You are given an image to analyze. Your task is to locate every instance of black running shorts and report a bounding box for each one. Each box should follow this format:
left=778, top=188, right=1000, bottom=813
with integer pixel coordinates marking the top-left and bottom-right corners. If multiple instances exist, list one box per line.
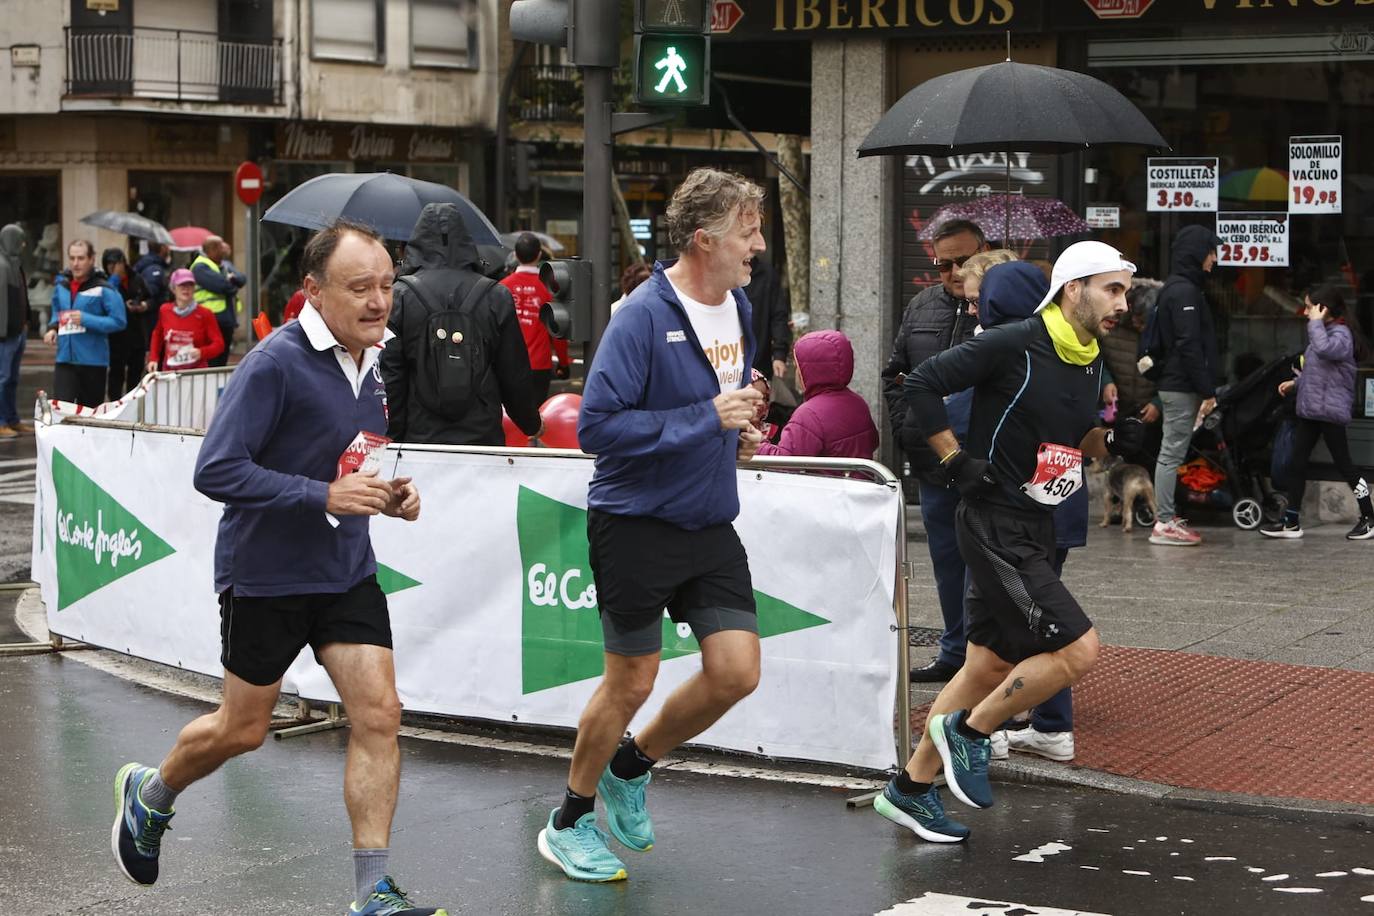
left=218, top=574, right=392, bottom=686
left=587, top=510, right=758, bottom=657
left=954, top=499, right=1093, bottom=664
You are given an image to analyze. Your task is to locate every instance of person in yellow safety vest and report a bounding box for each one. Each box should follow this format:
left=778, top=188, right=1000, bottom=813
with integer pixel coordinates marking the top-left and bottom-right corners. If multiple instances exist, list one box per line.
left=190, top=235, right=244, bottom=367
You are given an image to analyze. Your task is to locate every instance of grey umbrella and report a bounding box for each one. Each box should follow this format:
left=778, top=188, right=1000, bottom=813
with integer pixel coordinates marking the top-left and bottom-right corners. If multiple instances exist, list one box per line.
left=79, top=210, right=174, bottom=246
left=857, top=58, right=1168, bottom=240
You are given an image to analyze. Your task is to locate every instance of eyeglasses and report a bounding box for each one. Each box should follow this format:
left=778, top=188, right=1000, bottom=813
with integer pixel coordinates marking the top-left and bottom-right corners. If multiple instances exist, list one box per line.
left=932, top=254, right=974, bottom=273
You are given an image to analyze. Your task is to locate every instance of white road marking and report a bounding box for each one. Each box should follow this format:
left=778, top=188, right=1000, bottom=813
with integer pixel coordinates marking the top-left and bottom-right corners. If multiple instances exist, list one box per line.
left=875, top=892, right=1110, bottom=915
left=1355, top=868, right=1374, bottom=876
left=1247, top=867, right=1267, bottom=873
left=1316, top=872, right=1348, bottom=878
left=1262, top=874, right=1290, bottom=882
left=1122, top=870, right=1151, bottom=876
left=1014, top=841, right=1072, bottom=863
left=1272, top=888, right=1322, bottom=894
left=1360, top=894, right=1374, bottom=902
left=1206, top=856, right=1238, bottom=862
left=1174, top=877, right=1195, bottom=882
left=0, top=458, right=36, bottom=470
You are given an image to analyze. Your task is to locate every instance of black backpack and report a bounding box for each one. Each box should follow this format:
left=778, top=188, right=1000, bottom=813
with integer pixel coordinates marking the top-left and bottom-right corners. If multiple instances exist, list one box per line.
left=395, top=271, right=497, bottom=422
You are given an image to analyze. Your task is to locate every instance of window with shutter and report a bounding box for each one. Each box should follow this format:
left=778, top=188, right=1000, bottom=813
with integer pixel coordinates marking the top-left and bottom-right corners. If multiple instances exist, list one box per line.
left=312, top=0, right=383, bottom=63
left=411, top=0, right=477, bottom=70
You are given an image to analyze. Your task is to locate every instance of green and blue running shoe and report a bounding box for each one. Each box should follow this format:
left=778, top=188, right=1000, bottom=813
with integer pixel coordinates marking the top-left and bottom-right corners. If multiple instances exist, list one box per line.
left=348, top=877, right=447, bottom=915
left=537, top=809, right=629, bottom=882
left=597, top=766, right=655, bottom=852
left=111, top=762, right=175, bottom=885
left=929, top=710, right=993, bottom=809
left=873, top=779, right=969, bottom=843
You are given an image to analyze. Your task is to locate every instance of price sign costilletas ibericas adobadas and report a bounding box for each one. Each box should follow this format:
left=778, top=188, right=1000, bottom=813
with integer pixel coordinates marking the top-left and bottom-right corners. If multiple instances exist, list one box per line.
left=1147, top=157, right=1218, bottom=213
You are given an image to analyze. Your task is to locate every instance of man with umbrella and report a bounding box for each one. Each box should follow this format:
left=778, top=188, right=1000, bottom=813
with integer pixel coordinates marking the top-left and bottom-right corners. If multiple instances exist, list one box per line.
left=882, top=218, right=990, bottom=684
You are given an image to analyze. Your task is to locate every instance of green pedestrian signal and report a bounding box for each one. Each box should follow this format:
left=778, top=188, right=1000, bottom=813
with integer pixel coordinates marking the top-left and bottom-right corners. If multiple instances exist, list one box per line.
left=634, top=34, right=709, bottom=106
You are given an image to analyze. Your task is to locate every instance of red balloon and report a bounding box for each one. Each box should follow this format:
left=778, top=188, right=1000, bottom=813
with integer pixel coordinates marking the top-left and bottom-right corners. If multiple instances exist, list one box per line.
left=539, top=393, right=582, bottom=450
left=502, top=410, right=530, bottom=447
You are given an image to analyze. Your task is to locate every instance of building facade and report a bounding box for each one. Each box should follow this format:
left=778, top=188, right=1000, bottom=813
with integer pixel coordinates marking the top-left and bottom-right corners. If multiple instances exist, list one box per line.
left=0, top=0, right=498, bottom=326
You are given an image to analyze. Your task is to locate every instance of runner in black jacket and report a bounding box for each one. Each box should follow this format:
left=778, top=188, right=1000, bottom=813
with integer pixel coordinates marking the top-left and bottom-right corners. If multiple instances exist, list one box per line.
left=873, top=242, right=1144, bottom=845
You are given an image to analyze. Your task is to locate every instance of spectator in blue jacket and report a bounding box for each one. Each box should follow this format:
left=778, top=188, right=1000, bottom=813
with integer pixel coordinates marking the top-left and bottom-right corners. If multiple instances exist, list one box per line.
left=43, top=239, right=126, bottom=408
left=538, top=168, right=766, bottom=883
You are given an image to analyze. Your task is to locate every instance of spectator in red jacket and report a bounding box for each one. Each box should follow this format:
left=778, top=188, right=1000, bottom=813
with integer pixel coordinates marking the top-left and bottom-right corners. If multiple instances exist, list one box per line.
left=145, top=269, right=225, bottom=372
left=499, top=232, right=569, bottom=405
left=757, top=330, right=878, bottom=459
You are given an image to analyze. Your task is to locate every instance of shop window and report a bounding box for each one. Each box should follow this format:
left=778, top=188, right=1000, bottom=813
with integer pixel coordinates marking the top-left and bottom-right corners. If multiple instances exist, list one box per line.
left=410, top=0, right=477, bottom=70
left=0, top=173, right=61, bottom=324
left=312, top=0, right=384, bottom=64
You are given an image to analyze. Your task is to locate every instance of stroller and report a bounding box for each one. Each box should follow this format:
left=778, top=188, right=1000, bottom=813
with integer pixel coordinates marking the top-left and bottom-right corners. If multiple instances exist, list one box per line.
left=1186, top=352, right=1299, bottom=529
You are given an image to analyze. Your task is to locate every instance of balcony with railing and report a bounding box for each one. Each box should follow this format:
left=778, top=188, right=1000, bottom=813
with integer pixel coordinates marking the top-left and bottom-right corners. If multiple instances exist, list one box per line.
left=65, top=26, right=283, bottom=106
left=511, top=64, right=635, bottom=123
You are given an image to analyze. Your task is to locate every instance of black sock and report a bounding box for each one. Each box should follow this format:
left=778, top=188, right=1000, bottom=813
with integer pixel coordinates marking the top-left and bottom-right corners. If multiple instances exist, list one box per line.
left=955, top=711, right=990, bottom=742
left=893, top=769, right=931, bottom=797
left=555, top=787, right=595, bottom=830
left=609, top=737, right=656, bottom=781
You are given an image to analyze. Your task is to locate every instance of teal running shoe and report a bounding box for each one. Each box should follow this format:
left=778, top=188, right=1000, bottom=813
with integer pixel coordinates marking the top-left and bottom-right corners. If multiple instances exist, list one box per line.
left=537, top=810, right=629, bottom=882
left=348, top=877, right=447, bottom=915
left=111, top=762, right=174, bottom=885
left=873, top=779, right=969, bottom=843
left=929, top=710, right=993, bottom=809
left=597, top=766, right=654, bottom=852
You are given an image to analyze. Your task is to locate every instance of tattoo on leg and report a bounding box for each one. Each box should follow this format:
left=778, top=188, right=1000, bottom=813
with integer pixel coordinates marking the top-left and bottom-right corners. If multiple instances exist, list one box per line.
left=1003, top=676, right=1024, bottom=699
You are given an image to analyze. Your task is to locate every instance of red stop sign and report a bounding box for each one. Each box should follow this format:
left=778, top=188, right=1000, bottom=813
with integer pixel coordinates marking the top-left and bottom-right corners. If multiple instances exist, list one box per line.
left=235, top=161, right=264, bottom=206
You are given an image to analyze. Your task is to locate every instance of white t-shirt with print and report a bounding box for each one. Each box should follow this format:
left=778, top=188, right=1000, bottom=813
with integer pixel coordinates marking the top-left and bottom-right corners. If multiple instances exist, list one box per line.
left=669, top=279, right=745, bottom=394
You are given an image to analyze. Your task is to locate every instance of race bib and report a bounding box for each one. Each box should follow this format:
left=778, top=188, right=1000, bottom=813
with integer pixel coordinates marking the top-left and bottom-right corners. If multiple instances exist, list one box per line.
left=335, top=430, right=392, bottom=480
left=1021, top=443, right=1083, bottom=507
left=164, top=329, right=198, bottom=368
left=58, top=310, right=85, bottom=335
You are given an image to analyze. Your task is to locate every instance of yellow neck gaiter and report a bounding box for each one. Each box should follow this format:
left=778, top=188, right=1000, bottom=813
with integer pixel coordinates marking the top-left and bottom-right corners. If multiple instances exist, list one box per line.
left=1041, top=303, right=1099, bottom=366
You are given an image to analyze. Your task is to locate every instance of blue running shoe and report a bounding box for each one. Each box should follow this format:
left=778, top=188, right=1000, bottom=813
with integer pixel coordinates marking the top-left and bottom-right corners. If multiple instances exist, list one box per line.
left=597, top=766, right=654, bottom=852
left=929, top=710, right=993, bottom=809
left=873, top=779, right=969, bottom=843
left=348, top=877, right=447, bottom=915
left=537, top=809, right=628, bottom=882
left=111, top=762, right=175, bottom=885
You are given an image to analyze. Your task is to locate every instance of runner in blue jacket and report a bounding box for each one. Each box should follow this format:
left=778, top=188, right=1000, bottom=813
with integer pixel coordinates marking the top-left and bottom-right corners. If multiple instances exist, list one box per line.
left=43, top=239, right=126, bottom=407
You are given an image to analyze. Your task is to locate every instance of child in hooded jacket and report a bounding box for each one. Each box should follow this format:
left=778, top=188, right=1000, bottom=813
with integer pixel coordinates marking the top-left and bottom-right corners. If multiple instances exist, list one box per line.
left=757, top=330, right=878, bottom=459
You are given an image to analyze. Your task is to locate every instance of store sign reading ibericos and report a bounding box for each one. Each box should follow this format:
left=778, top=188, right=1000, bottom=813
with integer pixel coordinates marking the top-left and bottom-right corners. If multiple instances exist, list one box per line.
left=52, top=449, right=175, bottom=610
left=516, top=486, right=829, bottom=694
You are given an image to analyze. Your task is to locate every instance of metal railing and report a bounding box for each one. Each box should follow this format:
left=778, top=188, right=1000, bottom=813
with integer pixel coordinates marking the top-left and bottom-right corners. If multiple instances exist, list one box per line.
left=65, top=26, right=283, bottom=104
left=510, top=64, right=635, bottom=123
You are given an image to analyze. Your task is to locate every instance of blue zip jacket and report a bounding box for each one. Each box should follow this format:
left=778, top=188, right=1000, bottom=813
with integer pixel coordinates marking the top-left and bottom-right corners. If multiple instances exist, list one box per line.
left=579, top=262, right=757, bottom=530
left=48, top=271, right=127, bottom=366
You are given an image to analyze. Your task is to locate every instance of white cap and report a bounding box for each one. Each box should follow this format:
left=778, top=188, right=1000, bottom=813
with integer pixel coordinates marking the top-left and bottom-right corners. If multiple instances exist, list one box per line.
left=1034, top=241, right=1137, bottom=314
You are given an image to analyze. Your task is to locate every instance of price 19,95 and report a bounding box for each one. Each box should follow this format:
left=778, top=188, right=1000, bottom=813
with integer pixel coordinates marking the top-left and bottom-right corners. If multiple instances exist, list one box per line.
left=1292, top=185, right=1337, bottom=208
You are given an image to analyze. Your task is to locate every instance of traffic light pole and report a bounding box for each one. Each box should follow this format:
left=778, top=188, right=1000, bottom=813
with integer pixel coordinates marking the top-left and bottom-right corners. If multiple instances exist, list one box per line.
left=582, top=64, right=614, bottom=363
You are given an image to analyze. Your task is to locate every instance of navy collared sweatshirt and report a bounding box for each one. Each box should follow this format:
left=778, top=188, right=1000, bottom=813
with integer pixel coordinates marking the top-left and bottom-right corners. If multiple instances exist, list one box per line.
left=193, top=320, right=388, bottom=596
left=578, top=262, right=756, bottom=530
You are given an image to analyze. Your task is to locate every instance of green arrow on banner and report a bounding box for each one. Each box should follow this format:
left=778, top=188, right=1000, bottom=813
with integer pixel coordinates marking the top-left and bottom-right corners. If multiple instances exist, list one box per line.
left=516, top=486, right=829, bottom=695
left=52, top=448, right=176, bottom=610
left=376, top=563, right=421, bottom=596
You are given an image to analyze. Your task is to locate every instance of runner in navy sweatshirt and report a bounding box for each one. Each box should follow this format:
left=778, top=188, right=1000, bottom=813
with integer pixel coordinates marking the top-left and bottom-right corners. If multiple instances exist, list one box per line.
left=110, top=220, right=448, bottom=916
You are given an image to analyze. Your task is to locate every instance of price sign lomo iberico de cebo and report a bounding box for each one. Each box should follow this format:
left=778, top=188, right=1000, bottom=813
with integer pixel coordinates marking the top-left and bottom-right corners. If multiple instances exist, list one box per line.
left=1147, top=157, right=1218, bottom=212
left=1216, top=212, right=1289, bottom=268
left=1289, top=135, right=1341, bottom=214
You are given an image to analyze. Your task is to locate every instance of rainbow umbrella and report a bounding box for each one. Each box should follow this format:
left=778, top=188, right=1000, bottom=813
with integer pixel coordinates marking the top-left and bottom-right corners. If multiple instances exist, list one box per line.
left=1220, top=167, right=1288, bottom=202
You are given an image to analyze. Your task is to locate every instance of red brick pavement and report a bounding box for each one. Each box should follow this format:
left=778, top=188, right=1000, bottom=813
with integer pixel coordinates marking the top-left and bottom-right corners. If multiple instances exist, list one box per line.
left=913, top=645, right=1374, bottom=806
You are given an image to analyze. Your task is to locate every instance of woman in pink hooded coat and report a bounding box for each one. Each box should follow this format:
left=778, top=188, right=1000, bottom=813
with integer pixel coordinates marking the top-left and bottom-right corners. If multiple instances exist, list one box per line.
left=757, top=329, right=879, bottom=459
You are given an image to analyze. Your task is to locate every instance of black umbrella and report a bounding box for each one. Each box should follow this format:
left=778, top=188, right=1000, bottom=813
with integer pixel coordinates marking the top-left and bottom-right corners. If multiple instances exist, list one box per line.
left=79, top=210, right=174, bottom=246
left=857, top=59, right=1168, bottom=240
left=263, top=172, right=504, bottom=248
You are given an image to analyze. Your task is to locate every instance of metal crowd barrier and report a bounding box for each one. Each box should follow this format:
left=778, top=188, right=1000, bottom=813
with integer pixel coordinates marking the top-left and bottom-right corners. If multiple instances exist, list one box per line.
left=50, top=420, right=915, bottom=770
left=134, top=367, right=235, bottom=429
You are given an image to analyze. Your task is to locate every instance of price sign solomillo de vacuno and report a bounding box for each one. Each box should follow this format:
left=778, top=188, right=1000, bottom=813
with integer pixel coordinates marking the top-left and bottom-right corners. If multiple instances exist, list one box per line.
left=1216, top=212, right=1289, bottom=268
left=1147, top=157, right=1218, bottom=212
left=1289, top=135, right=1341, bottom=214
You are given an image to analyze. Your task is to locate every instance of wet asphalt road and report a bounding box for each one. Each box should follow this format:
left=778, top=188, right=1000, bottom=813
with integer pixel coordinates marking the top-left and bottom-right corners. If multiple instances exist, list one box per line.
left=0, top=364, right=41, bottom=584
left=3, top=651, right=1373, bottom=916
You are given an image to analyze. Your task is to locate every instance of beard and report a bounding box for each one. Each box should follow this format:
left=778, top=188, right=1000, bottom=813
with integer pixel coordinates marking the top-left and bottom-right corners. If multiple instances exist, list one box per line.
left=1072, top=286, right=1111, bottom=340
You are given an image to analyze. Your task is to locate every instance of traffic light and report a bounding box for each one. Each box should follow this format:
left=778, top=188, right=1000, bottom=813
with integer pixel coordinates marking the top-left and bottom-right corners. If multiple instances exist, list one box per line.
left=509, top=0, right=618, bottom=67
left=539, top=259, right=593, bottom=341
left=634, top=0, right=710, bottom=106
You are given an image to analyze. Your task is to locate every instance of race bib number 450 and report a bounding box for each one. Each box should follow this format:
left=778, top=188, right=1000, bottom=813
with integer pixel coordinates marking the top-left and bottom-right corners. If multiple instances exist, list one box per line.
left=1021, top=443, right=1083, bottom=507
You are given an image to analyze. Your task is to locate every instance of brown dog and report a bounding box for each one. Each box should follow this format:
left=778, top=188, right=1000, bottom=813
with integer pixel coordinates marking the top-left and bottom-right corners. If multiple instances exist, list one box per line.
left=1090, top=456, right=1158, bottom=531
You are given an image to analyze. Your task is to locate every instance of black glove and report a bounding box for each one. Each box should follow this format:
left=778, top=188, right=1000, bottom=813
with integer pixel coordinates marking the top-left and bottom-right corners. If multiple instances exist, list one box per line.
left=1105, top=417, right=1146, bottom=457
left=555, top=363, right=570, bottom=380
left=945, top=450, right=995, bottom=499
